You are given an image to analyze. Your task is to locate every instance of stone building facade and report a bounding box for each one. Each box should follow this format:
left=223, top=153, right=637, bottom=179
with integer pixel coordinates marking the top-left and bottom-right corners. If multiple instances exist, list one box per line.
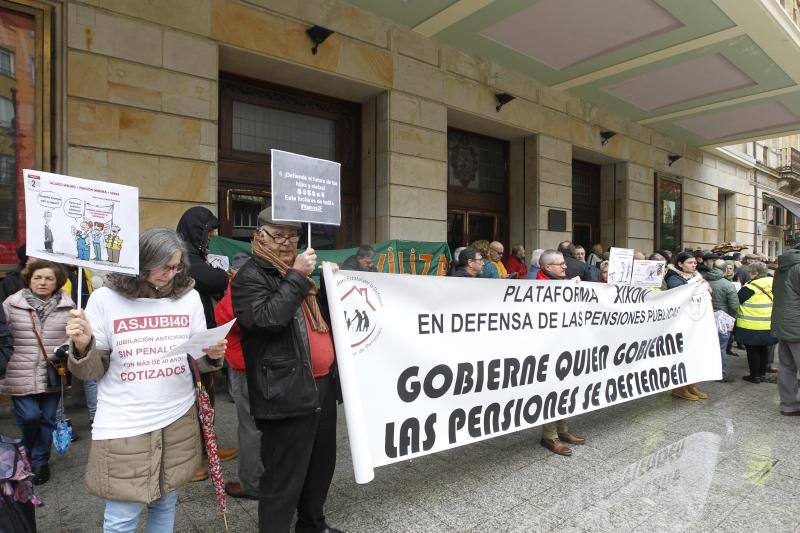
left=2, top=0, right=800, bottom=268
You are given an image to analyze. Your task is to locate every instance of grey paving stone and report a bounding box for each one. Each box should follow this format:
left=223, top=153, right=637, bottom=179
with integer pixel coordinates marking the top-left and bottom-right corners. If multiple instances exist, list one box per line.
left=2, top=349, right=797, bottom=532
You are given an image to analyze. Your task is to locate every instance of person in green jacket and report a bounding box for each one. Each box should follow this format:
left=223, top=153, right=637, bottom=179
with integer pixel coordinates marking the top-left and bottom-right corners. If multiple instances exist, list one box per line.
left=703, top=259, right=739, bottom=382
left=771, top=244, right=800, bottom=416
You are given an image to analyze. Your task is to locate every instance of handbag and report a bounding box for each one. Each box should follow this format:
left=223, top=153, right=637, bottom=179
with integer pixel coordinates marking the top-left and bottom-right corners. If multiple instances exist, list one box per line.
left=0, top=434, right=41, bottom=533
left=28, top=313, right=74, bottom=454
left=28, top=311, right=71, bottom=389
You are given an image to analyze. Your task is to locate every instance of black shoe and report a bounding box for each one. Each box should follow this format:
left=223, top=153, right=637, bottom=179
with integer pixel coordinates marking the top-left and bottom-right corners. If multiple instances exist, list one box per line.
left=716, top=376, right=735, bottom=383
left=742, top=375, right=761, bottom=384
left=32, top=464, right=50, bottom=485
left=780, top=410, right=800, bottom=416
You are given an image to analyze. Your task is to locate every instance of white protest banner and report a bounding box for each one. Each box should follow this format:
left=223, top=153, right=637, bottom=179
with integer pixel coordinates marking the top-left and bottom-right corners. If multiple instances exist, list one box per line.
left=608, top=247, right=634, bottom=284
left=270, top=149, right=341, bottom=226
left=24, top=170, right=139, bottom=275
left=323, top=266, right=721, bottom=483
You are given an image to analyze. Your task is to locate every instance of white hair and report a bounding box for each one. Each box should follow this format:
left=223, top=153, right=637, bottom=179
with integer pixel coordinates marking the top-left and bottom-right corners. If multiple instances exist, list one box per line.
left=539, top=249, right=562, bottom=267
left=530, top=248, right=544, bottom=268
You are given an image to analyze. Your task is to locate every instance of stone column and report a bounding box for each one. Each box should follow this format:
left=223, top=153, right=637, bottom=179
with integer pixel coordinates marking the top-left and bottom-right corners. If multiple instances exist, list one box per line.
left=683, top=179, right=719, bottom=249
left=509, top=136, right=538, bottom=254
left=66, top=4, right=218, bottom=229
left=376, top=90, right=448, bottom=241
left=532, top=134, right=572, bottom=249
left=622, top=162, right=655, bottom=252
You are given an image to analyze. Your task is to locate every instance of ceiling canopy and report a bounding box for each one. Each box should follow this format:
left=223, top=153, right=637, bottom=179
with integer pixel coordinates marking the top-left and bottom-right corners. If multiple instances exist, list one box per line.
left=345, top=0, right=800, bottom=148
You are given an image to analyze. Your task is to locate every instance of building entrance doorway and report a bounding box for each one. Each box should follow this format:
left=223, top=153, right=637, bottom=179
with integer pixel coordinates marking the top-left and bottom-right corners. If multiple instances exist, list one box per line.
left=572, top=159, right=601, bottom=249
left=217, top=74, right=361, bottom=249
left=446, top=128, right=508, bottom=252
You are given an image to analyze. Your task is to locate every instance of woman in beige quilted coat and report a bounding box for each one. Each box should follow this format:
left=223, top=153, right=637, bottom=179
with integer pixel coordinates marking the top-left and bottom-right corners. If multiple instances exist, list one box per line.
left=1, top=258, right=74, bottom=485
left=66, top=228, right=225, bottom=532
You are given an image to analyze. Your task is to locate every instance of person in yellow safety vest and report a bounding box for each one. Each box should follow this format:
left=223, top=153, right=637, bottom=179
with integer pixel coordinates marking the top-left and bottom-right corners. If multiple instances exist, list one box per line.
left=735, top=261, right=778, bottom=383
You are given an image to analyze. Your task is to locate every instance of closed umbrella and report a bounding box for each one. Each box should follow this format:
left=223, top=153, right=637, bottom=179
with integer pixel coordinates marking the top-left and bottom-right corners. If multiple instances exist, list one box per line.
left=188, top=356, right=228, bottom=530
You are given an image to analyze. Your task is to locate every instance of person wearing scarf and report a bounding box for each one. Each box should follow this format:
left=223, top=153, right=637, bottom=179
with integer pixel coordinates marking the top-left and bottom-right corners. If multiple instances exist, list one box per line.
left=663, top=252, right=711, bottom=401
left=231, top=208, right=343, bottom=533
left=1, top=259, right=74, bottom=485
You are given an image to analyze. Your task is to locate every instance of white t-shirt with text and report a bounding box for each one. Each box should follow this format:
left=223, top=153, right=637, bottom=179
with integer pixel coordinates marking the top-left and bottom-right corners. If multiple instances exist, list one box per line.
left=85, top=287, right=206, bottom=440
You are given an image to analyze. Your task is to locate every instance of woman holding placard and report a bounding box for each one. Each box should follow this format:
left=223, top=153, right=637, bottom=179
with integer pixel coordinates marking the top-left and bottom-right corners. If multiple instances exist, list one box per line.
left=1, top=258, right=74, bottom=485
left=65, top=228, right=226, bottom=532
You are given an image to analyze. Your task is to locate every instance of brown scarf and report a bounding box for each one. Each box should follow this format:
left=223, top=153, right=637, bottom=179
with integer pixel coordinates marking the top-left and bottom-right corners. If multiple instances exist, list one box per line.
left=252, top=235, right=329, bottom=333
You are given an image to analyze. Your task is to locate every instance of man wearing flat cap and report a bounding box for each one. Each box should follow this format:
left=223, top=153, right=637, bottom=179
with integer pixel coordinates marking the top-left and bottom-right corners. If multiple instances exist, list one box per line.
left=231, top=208, right=343, bottom=533
left=698, top=251, right=720, bottom=276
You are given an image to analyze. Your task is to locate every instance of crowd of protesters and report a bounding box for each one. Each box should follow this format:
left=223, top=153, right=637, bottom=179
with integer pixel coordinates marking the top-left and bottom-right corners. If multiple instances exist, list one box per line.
left=1, top=206, right=799, bottom=532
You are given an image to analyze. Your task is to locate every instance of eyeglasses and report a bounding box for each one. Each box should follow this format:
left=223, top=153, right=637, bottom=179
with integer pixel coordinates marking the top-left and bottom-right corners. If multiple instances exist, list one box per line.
left=154, top=264, right=183, bottom=275
left=548, top=262, right=566, bottom=267
left=469, top=257, right=484, bottom=262
left=260, top=228, right=300, bottom=244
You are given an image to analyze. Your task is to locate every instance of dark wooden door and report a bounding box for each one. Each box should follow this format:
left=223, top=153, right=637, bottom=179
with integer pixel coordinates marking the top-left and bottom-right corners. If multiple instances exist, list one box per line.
left=572, top=159, right=601, bottom=248
left=218, top=74, right=361, bottom=248
left=446, top=128, right=508, bottom=252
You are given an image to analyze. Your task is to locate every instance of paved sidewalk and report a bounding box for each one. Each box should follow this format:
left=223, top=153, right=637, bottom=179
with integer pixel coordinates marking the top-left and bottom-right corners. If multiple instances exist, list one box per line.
left=3, top=348, right=798, bottom=532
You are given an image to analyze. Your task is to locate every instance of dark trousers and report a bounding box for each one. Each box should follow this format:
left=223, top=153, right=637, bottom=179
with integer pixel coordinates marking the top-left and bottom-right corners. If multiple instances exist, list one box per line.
left=12, top=392, right=59, bottom=467
left=745, top=345, right=769, bottom=378
left=256, top=374, right=337, bottom=533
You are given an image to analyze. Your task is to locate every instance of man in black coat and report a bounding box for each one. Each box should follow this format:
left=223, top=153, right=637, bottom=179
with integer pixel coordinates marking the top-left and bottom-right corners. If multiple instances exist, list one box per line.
left=558, top=241, right=590, bottom=281
left=176, top=206, right=229, bottom=328
left=232, top=208, right=342, bottom=533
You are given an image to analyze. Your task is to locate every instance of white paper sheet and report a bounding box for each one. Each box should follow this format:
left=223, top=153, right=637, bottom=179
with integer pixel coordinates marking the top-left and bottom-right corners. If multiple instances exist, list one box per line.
left=164, top=318, right=236, bottom=359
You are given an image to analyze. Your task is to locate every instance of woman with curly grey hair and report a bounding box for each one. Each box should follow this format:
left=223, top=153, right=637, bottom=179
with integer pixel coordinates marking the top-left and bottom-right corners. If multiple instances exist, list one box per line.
left=66, top=228, right=226, bottom=532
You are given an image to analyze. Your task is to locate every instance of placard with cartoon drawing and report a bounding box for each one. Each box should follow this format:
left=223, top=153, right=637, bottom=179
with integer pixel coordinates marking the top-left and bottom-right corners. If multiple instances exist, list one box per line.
left=24, top=170, right=139, bottom=274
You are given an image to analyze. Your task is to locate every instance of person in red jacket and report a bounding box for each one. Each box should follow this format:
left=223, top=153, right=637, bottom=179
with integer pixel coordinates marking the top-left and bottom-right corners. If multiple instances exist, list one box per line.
left=215, top=253, right=261, bottom=500
left=536, top=250, right=586, bottom=456
left=505, top=243, right=528, bottom=279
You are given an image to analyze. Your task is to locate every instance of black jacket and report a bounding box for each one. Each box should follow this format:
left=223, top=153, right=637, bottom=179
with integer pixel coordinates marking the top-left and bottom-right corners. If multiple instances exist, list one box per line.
left=231, top=255, right=333, bottom=420
left=0, top=268, right=22, bottom=303
left=176, top=207, right=228, bottom=328
left=563, top=251, right=590, bottom=281
left=0, top=305, right=12, bottom=379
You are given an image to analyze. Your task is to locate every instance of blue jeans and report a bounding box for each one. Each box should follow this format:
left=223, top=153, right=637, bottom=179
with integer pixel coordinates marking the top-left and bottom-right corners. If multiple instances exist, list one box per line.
left=11, top=392, right=59, bottom=467
left=56, top=379, right=98, bottom=424
left=104, top=490, right=180, bottom=533
left=719, top=330, right=731, bottom=378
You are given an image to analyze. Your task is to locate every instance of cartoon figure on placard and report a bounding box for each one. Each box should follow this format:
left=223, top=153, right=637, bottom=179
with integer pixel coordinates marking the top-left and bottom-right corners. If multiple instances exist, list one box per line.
left=72, top=220, right=91, bottom=260
left=104, top=225, right=123, bottom=263
left=90, top=222, right=104, bottom=261
left=43, top=211, right=53, bottom=252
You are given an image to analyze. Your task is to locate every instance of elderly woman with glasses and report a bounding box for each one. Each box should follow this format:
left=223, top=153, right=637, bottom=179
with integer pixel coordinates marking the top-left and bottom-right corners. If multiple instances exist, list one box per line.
left=66, top=228, right=226, bottom=532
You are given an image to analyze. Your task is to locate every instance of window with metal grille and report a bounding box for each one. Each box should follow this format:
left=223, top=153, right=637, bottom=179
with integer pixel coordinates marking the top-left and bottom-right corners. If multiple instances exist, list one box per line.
left=232, top=101, right=335, bottom=160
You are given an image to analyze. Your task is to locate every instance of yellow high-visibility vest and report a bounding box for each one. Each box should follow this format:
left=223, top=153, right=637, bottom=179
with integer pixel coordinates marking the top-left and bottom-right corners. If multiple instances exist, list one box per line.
left=736, top=277, right=773, bottom=331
